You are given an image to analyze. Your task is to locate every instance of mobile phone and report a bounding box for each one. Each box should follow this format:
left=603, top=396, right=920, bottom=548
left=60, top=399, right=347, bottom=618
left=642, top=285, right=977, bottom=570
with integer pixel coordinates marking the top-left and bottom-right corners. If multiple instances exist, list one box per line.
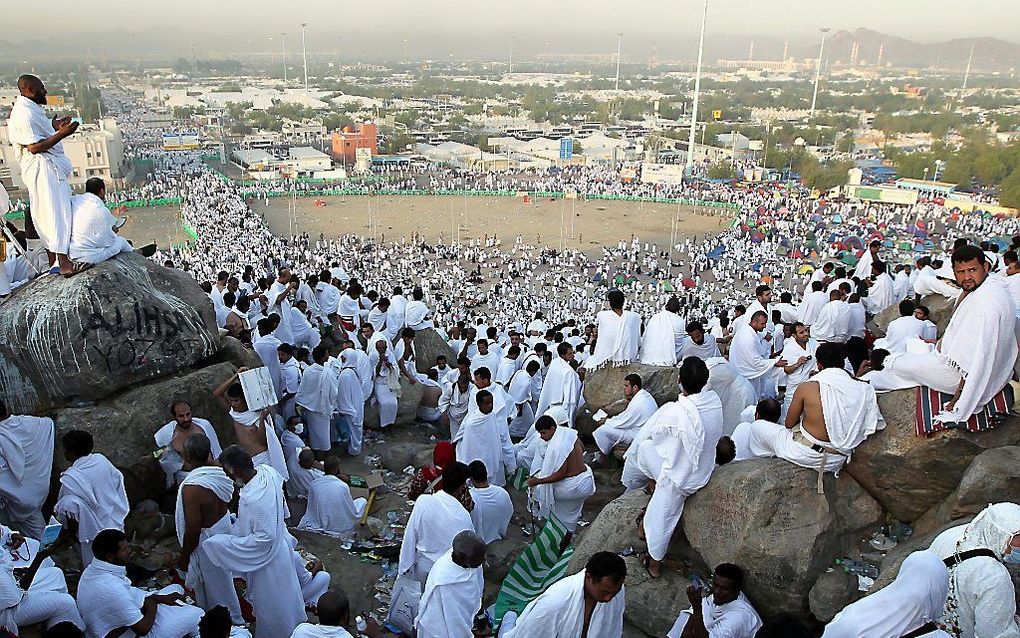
left=40, top=522, right=62, bottom=549
left=690, top=574, right=706, bottom=591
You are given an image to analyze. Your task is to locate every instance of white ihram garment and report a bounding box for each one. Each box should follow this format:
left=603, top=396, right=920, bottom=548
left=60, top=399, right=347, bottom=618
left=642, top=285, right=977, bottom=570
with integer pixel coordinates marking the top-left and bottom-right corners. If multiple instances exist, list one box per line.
left=586, top=309, right=641, bottom=370
left=205, top=466, right=306, bottom=638
left=640, top=310, right=685, bottom=365
left=174, top=466, right=243, bottom=623
left=729, top=324, right=779, bottom=400
left=730, top=419, right=847, bottom=473
left=534, top=357, right=581, bottom=427
left=668, top=592, right=763, bottom=638
left=503, top=570, right=625, bottom=638
left=297, top=474, right=367, bottom=538
left=397, top=490, right=473, bottom=584
left=6, top=96, right=73, bottom=254
left=230, top=409, right=289, bottom=481
left=153, top=418, right=223, bottom=486
left=0, top=414, right=54, bottom=539
left=705, top=358, right=757, bottom=437
left=53, top=453, right=128, bottom=566
left=453, top=407, right=506, bottom=487
left=592, top=388, right=659, bottom=455
left=414, top=549, right=484, bottom=638
left=530, top=426, right=595, bottom=532
left=469, top=484, right=513, bottom=544
left=68, top=193, right=133, bottom=264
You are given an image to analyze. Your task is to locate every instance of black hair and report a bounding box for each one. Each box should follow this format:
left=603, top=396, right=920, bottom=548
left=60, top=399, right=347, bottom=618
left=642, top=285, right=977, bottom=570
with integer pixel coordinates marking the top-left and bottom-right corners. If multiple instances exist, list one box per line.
left=62, top=430, right=94, bottom=457
left=441, top=461, right=469, bottom=495
left=678, top=356, right=709, bottom=394
left=92, top=528, right=127, bottom=561
left=468, top=460, right=488, bottom=483
left=755, top=398, right=781, bottom=423
left=585, top=551, right=627, bottom=584
left=624, top=373, right=643, bottom=389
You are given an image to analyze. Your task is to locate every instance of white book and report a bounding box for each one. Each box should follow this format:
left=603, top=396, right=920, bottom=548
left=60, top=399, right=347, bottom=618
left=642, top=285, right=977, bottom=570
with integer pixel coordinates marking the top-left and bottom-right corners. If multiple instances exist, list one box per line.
left=240, top=367, right=278, bottom=411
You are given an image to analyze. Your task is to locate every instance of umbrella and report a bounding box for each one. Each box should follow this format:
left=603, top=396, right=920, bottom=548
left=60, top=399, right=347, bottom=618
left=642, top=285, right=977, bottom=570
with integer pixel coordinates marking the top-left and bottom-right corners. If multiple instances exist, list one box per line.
left=682, top=278, right=696, bottom=289
left=751, top=263, right=762, bottom=272
left=790, top=249, right=804, bottom=259
left=844, top=236, right=864, bottom=251
left=661, top=280, right=675, bottom=292
left=838, top=251, right=859, bottom=266
left=797, top=264, right=815, bottom=275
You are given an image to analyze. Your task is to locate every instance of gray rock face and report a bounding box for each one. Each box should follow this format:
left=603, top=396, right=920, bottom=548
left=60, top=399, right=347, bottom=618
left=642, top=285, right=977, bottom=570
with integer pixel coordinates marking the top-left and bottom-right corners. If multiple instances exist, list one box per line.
left=809, top=568, right=856, bottom=622
left=846, top=390, right=1020, bottom=522
left=412, top=328, right=455, bottom=374
left=914, top=446, right=1020, bottom=535
left=214, top=335, right=265, bottom=371
left=683, top=459, right=883, bottom=619
left=582, top=363, right=677, bottom=417
left=51, top=362, right=237, bottom=503
left=0, top=253, right=219, bottom=413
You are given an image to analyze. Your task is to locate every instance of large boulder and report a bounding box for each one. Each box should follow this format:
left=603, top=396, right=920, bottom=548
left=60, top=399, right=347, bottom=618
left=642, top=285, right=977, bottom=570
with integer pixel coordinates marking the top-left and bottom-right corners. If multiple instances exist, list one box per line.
left=212, top=335, right=265, bottom=370
left=582, top=363, right=677, bottom=417
left=914, top=447, right=1020, bottom=535
left=845, top=390, right=1020, bottom=522
left=364, top=375, right=426, bottom=429
left=412, top=328, right=455, bottom=374
left=0, top=253, right=219, bottom=413
left=51, top=362, right=237, bottom=504
left=683, top=459, right=883, bottom=620
left=808, top=568, right=857, bottom=622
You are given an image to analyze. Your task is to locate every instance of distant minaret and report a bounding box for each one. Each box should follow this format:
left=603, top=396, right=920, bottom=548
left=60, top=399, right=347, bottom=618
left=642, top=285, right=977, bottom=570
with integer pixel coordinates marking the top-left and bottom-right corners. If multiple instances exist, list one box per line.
left=850, top=42, right=859, bottom=66
left=650, top=41, right=658, bottom=70
left=876, top=42, right=884, bottom=67
left=748, top=40, right=754, bottom=63
left=963, top=44, right=975, bottom=89
left=782, top=40, right=789, bottom=62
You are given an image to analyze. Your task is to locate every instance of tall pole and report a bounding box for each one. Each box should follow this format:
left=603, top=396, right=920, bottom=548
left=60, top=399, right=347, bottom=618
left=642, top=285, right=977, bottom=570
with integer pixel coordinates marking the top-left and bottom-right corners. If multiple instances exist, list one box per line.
left=301, top=23, right=309, bottom=92
left=281, top=32, right=288, bottom=82
left=509, top=37, right=514, bottom=75
left=962, top=44, right=975, bottom=90
left=685, top=0, right=709, bottom=176
left=809, top=27, right=830, bottom=117
left=615, top=33, right=623, bottom=91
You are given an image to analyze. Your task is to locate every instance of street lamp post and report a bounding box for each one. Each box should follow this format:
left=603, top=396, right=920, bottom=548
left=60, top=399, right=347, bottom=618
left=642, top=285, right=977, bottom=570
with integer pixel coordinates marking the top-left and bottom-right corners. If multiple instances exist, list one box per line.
left=685, top=0, right=709, bottom=176
left=615, top=33, right=623, bottom=91
left=281, top=32, right=288, bottom=83
left=301, top=23, right=309, bottom=92
left=809, top=27, right=830, bottom=117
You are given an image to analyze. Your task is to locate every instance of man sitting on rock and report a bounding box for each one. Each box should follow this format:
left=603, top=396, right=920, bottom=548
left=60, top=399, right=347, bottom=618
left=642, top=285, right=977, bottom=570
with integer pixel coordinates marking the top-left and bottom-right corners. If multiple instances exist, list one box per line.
left=502, top=551, right=626, bottom=638
left=875, top=245, right=1018, bottom=424
left=68, top=177, right=155, bottom=264
left=783, top=343, right=882, bottom=489
left=297, top=456, right=367, bottom=539
left=0, top=399, right=54, bottom=539
left=154, top=400, right=223, bottom=487
left=678, top=321, right=722, bottom=361
left=591, top=373, right=659, bottom=466
left=624, top=357, right=724, bottom=579
left=667, top=563, right=762, bottom=638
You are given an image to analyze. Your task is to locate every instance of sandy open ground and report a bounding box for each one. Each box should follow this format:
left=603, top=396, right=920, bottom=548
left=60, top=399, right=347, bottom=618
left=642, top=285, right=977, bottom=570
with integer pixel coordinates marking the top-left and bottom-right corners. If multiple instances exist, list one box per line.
left=114, top=205, right=193, bottom=249
left=250, top=194, right=732, bottom=252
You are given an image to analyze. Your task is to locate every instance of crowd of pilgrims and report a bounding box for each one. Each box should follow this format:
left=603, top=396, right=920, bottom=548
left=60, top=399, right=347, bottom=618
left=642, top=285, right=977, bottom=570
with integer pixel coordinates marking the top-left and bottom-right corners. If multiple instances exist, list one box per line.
left=2, top=87, right=1020, bottom=638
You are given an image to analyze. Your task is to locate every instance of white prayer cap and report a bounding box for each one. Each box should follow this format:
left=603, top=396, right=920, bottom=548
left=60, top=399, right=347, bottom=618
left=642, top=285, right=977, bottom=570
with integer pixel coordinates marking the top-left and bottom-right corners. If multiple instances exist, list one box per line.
left=543, top=406, right=570, bottom=427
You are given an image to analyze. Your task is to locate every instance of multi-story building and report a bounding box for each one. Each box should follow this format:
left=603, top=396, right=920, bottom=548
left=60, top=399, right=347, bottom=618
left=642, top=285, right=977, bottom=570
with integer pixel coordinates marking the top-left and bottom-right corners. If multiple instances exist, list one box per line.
left=331, top=123, right=378, bottom=166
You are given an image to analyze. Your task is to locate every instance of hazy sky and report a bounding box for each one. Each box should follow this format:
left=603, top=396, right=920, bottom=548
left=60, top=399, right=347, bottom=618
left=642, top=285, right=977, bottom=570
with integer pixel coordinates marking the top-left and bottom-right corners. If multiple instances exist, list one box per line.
left=11, top=0, right=1017, bottom=42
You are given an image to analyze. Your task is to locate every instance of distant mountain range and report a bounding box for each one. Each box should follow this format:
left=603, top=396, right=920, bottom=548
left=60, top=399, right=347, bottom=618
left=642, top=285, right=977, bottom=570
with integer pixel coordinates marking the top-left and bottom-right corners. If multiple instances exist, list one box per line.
left=824, top=28, right=1020, bottom=70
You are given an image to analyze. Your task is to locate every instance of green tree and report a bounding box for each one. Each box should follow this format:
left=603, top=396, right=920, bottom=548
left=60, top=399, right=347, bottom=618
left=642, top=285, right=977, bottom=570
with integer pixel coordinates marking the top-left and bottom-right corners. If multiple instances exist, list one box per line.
left=707, top=161, right=735, bottom=180
left=1000, top=168, right=1020, bottom=209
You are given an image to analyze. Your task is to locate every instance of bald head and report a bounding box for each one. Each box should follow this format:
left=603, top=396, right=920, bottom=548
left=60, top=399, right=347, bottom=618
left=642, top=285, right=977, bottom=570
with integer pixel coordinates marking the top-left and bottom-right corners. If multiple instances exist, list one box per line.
left=315, top=589, right=350, bottom=626
left=451, top=530, right=486, bottom=569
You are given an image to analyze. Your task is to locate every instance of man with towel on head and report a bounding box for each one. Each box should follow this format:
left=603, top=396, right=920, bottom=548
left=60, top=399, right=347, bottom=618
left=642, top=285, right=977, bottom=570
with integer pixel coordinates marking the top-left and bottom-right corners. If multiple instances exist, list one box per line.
left=527, top=412, right=596, bottom=544
left=784, top=343, right=882, bottom=488
left=214, top=369, right=289, bottom=481
left=453, top=390, right=508, bottom=487
left=205, top=446, right=306, bottom=638
left=535, top=342, right=582, bottom=427
left=0, top=400, right=54, bottom=539
left=53, top=430, right=128, bottom=567
left=640, top=297, right=686, bottom=366
left=502, top=551, right=626, bottom=638
left=414, top=530, right=486, bottom=638
left=175, top=433, right=243, bottom=624
left=591, top=373, right=659, bottom=465
left=876, top=245, right=1018, bottom=424
left=506, top=361, right=540, bottom=439
left=624, top=357, right=724, bottom=579
left=585, top=289, right=641, bottom=370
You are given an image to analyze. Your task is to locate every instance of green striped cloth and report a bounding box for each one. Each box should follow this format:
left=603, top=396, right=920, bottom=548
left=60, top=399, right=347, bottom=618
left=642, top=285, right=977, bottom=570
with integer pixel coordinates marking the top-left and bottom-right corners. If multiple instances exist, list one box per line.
left=493, top=514, right=574, bottom=628
left=508, top=466, right=529, bottom=491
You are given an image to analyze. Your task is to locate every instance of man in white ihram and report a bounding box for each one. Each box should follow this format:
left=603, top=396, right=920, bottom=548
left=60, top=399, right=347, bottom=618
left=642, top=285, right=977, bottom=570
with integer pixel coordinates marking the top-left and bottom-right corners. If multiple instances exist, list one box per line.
left=205, top=446, right=306, bottom=638
left=0, top=400, right=54, bottom=539
left=297, top=456, right=367, bottom=539
left=534, top=342, right=582, bottom=427
left=876, top=245, right=1018, bottom=424
left=729, top=311, right=786, bottom=401
left=640, top=297, right=686, bottom=366
left=53, top=430, right=128, bottom=567
left=591, top=373, right=659, bottom=466
left=6, top=74, right=80, bottom=276
left=624, top=357, right=723, bottom=579
left=69, top=178, right=152, bottom=264
left=414, top=530, right=486, bottom=638
left=585, top=289, right=641, bottom=370
left=397, top=461, right=474, bottom=584
left=466, top=459, right=512, bottom=544
left=527, top=413, right=596, bottom=542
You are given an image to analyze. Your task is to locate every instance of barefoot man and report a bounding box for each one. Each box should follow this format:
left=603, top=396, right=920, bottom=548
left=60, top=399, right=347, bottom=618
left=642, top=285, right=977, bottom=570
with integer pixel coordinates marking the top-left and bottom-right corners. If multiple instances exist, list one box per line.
left=213, top=368, right=289, bottom=480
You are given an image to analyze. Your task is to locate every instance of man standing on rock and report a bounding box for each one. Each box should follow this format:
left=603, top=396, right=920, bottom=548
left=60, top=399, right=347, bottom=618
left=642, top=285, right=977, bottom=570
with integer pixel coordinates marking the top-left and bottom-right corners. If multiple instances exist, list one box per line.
left=206, top=446, right=305, bottom=638
left=174, top=433, right=243, bottom=624
left=502, top=551, right=626, bottom=638
left=667, top=563, right=762, bottom=637
left=6, top=75, right=80, bottom=276
left=0, top=400, right=54, bottom=539
left=154, top=400, right=223, bottom=486
left=535, top=342, right=581, bottom=427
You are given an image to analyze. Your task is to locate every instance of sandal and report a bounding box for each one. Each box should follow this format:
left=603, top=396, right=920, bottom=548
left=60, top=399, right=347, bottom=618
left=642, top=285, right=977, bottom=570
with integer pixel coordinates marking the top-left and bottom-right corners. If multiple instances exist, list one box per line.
left=635, top=507, right=646, bottom=541
left=640, top=553, right=661, bottom=579
left=62, top=261, right=93, bottom=278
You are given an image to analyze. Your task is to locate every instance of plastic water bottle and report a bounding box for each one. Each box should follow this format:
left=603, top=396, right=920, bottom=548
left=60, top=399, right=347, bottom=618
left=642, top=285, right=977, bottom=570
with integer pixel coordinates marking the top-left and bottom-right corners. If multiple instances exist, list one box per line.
left=835, top=558, right=879, bottom=579
left=356, top=616, right=367, bottom=634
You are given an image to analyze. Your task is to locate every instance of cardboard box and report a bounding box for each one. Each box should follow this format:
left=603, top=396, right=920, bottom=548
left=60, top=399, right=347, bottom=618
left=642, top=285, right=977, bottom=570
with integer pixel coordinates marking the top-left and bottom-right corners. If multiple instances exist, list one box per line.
left=348, top=470, right=385, bottom=501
